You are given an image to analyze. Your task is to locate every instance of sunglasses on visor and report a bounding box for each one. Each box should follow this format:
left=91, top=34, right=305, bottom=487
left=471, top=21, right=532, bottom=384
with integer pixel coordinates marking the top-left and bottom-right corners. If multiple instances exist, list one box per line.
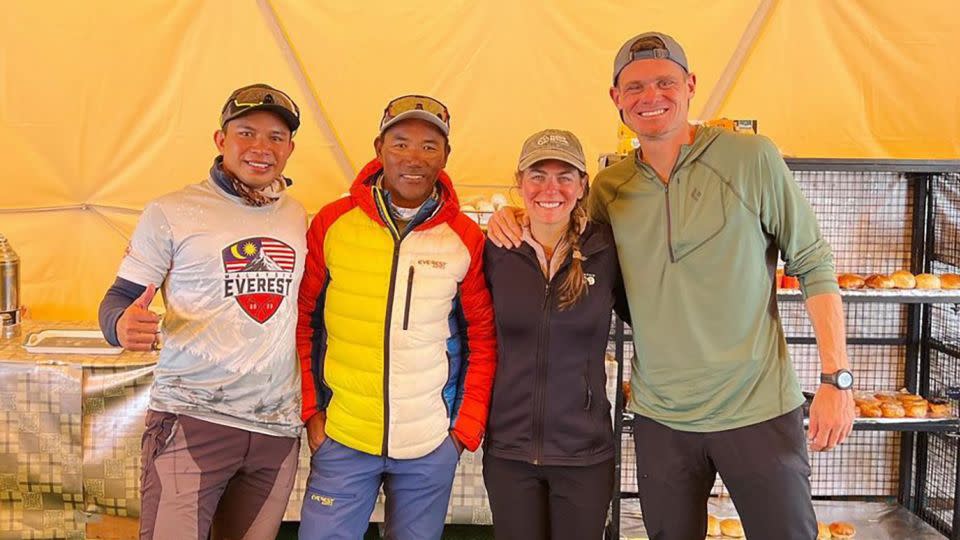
left=227, top=86, right=300, bottom=118
left=381, top=95, right=450, bottom=126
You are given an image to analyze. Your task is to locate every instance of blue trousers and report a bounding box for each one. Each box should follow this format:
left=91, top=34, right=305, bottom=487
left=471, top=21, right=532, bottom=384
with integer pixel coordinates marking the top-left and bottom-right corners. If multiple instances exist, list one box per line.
left=298, top=435, right=460, bottom=540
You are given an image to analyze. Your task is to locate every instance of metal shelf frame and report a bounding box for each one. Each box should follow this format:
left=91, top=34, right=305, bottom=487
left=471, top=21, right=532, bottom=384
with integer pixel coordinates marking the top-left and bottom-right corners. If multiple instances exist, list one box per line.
left=605, top=160, right=960, bottom=540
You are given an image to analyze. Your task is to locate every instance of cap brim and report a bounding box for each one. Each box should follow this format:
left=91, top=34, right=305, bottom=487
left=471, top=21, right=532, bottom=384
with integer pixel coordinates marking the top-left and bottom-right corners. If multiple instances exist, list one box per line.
left=380, top=110, right=449, bottom=136
left=223, top=104, right=300, bottom=132
left=518, top=149, right=586, bottom=173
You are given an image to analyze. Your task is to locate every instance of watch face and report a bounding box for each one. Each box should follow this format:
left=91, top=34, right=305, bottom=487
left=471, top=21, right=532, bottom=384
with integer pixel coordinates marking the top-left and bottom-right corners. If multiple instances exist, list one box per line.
left=837, top=371, right=854, bottom=389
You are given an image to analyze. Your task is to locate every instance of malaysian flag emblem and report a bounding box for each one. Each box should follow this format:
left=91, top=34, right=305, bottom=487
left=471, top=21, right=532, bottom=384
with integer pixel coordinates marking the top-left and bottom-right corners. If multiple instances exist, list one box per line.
left=222, top=237, right=296, bottom=324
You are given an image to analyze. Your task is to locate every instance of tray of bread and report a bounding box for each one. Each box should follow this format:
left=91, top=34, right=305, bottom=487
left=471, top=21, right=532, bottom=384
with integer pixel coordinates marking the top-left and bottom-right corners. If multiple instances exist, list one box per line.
left=802, top=389, right=958, bottom=431
left=777, top=270, right=960, bottom=303
left=809, top=389, right=958, bottom=432
left=617, top=499, right=943, bottom=539
left=703, top=513, right=855, bottom=539
left=852, top=389, right=952, bottom=419
left=621, top=389, right=959, bottom=434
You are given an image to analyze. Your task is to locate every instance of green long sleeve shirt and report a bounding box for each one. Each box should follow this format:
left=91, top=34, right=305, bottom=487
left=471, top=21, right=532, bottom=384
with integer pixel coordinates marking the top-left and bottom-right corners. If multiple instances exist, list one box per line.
left=590, top=126, right=839, bottom=432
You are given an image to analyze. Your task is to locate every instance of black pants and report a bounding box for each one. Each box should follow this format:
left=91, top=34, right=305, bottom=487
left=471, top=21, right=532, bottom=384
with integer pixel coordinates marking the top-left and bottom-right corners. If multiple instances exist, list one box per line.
left=483, top=453, right=614, bottom=540
left=632, top=407, right=817, bottom=540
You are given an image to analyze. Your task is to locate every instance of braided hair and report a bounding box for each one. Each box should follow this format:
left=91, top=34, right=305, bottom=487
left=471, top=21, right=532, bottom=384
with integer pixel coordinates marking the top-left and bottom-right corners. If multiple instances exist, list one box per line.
left=555, top=178, right=590, bottom=311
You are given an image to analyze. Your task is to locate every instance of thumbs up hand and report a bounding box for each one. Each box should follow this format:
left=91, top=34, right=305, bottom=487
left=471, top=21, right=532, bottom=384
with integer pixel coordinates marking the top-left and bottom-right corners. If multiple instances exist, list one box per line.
left=117, top=284, right=161, bottom=351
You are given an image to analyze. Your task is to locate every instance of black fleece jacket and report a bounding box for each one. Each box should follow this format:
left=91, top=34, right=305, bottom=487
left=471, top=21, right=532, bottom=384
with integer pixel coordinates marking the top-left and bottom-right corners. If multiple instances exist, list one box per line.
left=483, top=221, right=627, bottom=466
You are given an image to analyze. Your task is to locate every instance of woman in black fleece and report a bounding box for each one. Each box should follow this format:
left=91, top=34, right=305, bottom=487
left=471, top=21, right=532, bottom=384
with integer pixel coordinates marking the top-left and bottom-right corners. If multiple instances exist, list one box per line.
left=482, top=129, right=627, bottom=540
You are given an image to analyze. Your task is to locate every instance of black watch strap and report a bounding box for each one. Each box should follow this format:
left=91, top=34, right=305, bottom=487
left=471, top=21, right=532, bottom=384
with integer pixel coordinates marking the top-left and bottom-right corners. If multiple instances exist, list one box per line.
left=820, top=369, right=854, bottom=390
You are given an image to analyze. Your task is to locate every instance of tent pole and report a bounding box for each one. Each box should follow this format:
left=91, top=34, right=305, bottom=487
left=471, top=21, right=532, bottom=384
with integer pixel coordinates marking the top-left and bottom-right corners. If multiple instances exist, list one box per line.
left=258, top=0, right=358, bottom=182
left=697, top=0, right=777, bottom=121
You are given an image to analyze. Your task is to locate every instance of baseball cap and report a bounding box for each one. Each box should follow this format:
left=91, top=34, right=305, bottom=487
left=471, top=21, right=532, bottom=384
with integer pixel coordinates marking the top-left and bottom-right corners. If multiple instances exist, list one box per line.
left=612, top=32, right=689, bottom=85
left=380, top=95, right=451, bottom=137
left=517, top=129, right=586, bottom=173
left=220, top=83, right=300, bottom=133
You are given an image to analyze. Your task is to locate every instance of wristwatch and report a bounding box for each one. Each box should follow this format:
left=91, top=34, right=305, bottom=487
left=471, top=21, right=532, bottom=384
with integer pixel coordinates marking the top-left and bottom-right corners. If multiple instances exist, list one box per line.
left=820, top=369, right=854, bottom=390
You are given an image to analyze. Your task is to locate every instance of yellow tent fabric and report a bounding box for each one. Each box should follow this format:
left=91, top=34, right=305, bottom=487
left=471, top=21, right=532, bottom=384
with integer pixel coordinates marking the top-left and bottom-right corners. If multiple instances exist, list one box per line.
left=2, top=1, right=958, bottom=320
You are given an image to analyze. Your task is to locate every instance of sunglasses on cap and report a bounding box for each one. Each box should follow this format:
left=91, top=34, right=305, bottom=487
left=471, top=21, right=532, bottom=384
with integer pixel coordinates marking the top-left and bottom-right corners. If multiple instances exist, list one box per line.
left=380, top=95, right=451, bottom=134
left=221, top=84, right=301, bottom=132
left=231, top=86, right=298, bottom=115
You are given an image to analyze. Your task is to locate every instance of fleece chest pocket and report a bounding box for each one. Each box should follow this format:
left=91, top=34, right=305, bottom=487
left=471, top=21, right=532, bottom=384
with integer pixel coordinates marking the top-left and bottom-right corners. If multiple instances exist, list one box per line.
left=668, top=175, right=727, bottom=262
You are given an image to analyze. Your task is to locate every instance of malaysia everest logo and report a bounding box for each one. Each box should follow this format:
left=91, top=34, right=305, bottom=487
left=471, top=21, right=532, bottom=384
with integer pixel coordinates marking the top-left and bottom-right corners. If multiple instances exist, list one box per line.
left=222, top=237, right=296, bottom=324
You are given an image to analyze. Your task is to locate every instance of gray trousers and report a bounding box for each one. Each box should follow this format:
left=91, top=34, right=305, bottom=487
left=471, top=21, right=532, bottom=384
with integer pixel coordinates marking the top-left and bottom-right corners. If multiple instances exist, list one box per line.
left=139, top=410, right=299, bottom=540
left=632, top=407, right=817, bottom=540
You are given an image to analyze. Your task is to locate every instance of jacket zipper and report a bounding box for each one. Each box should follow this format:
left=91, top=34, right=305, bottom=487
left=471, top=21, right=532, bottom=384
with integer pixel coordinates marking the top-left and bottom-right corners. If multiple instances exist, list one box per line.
left=515, top=247, right=571, bottom=466
left=381, top=222, right=409, bottom=456
left=402, top=265, right=414, bottom=330
left=664, top=185, right=677, bottom=263
left=373, top=185, right=442, bottom=457
left=583, top=374, right=593, bottom=411
left=533, top=281, right=551, bottom=465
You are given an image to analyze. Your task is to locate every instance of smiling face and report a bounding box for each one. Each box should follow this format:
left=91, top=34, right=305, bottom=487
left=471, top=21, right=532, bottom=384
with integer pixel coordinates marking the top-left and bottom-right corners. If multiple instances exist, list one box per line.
left=610, top=58, right=696, bottom=142
left=375, top=118, right=449, bottom=208
left=215, top=110, right=295, bottom=189
left=519, top=159, right=586, bottom=228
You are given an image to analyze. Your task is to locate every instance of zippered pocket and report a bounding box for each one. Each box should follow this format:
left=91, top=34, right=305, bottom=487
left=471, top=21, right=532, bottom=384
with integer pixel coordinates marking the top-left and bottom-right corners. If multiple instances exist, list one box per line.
left=402, top=265, right=414, bottom=330
left=442, top=351, right=452, bottom=418
left=583, top=374, right=593, bottom=410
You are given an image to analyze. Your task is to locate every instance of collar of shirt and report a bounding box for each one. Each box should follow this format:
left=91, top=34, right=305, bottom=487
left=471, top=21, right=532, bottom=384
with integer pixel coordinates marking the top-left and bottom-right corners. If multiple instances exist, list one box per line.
left=520, top=214, right=587, bottom=281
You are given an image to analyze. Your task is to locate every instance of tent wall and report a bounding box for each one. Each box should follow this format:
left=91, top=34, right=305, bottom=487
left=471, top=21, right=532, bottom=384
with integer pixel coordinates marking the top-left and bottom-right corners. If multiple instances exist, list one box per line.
left=2, top=1, right=958, bottom=320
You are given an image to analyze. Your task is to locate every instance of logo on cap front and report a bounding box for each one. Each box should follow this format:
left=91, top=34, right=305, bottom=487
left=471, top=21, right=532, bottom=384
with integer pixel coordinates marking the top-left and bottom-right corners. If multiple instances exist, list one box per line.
left=537, top=134, right=570, bottom=146
left=222, top=237, right=296, bottom=324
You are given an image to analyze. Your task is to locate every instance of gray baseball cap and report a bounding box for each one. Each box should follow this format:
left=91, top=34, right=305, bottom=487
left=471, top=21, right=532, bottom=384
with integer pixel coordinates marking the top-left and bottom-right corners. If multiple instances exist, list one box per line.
left=612, top=32, right=689, bottom=85
left=517, top=129, right=586, bottom=173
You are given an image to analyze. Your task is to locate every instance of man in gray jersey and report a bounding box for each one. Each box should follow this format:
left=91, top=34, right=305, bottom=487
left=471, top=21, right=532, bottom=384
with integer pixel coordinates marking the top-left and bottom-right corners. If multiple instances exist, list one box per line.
left=98, top=83, right=306, bottom=540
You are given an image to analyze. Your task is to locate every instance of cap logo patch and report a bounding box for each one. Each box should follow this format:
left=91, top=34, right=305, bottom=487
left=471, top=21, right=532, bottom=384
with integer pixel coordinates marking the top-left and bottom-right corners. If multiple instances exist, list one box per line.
left=537, top=134, right=570, bottom=146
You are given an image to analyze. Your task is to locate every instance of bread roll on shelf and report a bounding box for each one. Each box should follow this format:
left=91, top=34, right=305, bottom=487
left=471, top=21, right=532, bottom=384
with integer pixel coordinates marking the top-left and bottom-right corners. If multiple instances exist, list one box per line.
left=837, top=273, right=865, bottom=289
left=880, top=401, right=905, bottom=418
left=719, top=518, right=745, bottom=538
left=864, top=274, right=894, bottom=289
left=817, top=521, right=833, bottom=539
left=928, top=397, right=952, bottom=418
left=853, top=395, right=882, bottom=418
left=942, top=273, right=960, bottom=290
left=874, top=392, right=900, bottom=404
left=829, top=521, right=856, bottom=539
left=904, top=400, right=928, bottom=418
left=856, top=402, right=882, bottom=418
left=890, top=270, right=916, bottom=289
left=706, top=514, right=721, bottom=537
left=916, top=273, right=941, bottom=289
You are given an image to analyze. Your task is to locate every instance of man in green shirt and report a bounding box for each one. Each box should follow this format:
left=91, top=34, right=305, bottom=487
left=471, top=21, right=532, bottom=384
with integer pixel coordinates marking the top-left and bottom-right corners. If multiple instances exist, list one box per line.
left=489, top=32, right=854, bottom=539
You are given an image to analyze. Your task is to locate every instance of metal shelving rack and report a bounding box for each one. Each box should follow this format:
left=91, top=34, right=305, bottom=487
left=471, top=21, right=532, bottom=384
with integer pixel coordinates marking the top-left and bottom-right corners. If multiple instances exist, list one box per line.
left=606, top=159, right=960, bottom=539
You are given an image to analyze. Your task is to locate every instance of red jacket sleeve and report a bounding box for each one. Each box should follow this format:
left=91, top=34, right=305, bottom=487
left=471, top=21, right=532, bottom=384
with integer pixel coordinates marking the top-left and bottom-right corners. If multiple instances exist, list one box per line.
left=449, top=217, right=498, bottom=451
left=297, top=198, right=353, bottom=423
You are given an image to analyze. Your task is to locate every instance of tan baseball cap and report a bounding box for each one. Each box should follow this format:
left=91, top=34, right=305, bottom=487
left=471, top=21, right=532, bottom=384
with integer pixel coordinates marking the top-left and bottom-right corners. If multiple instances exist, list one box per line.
left=517, top=129, right=586, bottom=173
